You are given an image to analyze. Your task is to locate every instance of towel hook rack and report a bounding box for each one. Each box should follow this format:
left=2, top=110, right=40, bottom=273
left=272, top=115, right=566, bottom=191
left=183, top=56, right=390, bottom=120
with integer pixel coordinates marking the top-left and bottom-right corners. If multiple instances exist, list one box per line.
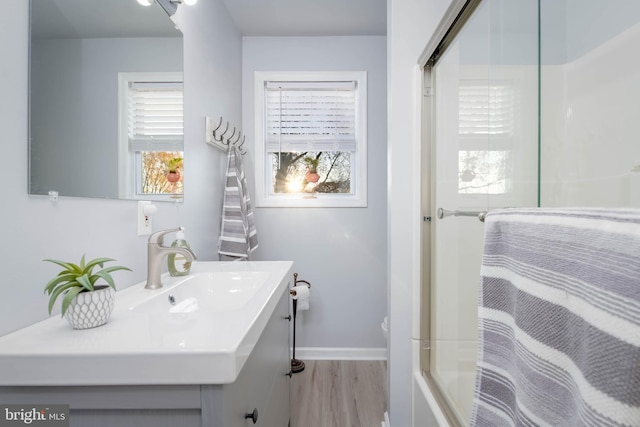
left=211, top=116, right=223, bottom=136
left=225, top=127, right=237, bottom=145
left=235, top=136, right=247, bottom=155
left=230, top=131, right=242, bottom=147
left=205, top=116, right=247, bottom=155
left=218, top=123, right=231, bottom=141
left=213, top=121, right=229, bottom=143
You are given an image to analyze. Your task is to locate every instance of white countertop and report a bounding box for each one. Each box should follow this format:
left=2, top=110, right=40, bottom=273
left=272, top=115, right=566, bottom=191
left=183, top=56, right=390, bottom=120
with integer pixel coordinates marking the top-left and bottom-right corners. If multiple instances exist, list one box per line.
left=0, top=261, right=293, bottom=386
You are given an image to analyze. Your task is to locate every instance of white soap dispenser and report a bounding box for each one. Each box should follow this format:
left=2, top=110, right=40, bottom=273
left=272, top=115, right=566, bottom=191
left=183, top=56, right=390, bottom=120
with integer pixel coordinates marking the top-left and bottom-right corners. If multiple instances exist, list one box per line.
left=168, top=229, right=192, bottom=277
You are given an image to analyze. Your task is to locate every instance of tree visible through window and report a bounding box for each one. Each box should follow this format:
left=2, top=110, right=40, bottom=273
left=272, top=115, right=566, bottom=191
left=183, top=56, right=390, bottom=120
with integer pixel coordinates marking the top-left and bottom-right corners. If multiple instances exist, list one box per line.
left=141, top=151, right=183, bottom=195
left=272, top=152, right=351, bottom=194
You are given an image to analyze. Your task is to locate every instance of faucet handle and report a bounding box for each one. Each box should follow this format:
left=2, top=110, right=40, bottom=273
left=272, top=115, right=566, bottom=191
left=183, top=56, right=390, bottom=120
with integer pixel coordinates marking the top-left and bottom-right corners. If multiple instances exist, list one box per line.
left=148, top=227, right=184, bottom=245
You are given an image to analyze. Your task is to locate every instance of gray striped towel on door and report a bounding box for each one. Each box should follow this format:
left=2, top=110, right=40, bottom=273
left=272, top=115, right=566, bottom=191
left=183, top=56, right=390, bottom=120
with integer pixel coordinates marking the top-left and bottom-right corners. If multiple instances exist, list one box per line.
left=471, top=208, right=640, bottom=427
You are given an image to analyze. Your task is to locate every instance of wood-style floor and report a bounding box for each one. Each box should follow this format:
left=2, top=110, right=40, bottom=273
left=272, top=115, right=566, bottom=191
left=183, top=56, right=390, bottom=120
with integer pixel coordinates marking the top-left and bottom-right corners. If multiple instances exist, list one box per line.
left=290, top=360, right=387, bottom=427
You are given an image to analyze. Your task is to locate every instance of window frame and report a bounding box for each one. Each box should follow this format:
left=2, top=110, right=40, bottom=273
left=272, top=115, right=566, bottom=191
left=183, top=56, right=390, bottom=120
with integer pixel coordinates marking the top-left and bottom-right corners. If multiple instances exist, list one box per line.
left=254, top=71, right=368, bottom=208
left=117, top=71, right=184, bottom=201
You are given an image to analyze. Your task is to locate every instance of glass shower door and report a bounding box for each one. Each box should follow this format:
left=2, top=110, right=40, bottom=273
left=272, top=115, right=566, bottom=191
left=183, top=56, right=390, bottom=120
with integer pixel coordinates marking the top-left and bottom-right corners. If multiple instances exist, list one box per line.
left=539, top=0, right=640, bottom=207
left=428, top=0, right=539, bottom=424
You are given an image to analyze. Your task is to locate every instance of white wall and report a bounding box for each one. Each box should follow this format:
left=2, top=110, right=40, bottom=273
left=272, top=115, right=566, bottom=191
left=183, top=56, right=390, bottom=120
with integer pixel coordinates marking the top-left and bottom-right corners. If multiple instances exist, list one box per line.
left=540, top=2, right=640, bottom=207
left=30, top=37, right=182, bottom=198
left=387, top=0, right=454, bottom=425
left=242, top=36, right=388, bottom=354
left=0, top=0, right=241, bottom=336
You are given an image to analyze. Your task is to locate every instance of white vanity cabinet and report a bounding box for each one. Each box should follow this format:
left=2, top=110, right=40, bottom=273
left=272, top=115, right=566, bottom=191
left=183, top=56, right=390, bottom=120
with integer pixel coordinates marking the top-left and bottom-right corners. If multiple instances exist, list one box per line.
left=202, top=285, right=291, bottom=427
left=0, top=285, right=292, bottom=427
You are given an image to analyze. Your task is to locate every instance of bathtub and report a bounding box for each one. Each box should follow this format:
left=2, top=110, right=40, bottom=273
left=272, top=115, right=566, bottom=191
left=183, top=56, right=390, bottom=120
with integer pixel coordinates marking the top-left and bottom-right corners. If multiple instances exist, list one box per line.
left=413, top=369, right=477, bottom=427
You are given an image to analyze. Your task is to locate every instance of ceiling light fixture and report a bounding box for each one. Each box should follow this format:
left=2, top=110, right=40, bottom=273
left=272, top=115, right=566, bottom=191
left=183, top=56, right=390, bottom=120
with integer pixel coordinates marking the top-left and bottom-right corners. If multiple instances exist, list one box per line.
left=137, top=0, right=198, bottom=8
left=139, top=0, right=196, bottom=16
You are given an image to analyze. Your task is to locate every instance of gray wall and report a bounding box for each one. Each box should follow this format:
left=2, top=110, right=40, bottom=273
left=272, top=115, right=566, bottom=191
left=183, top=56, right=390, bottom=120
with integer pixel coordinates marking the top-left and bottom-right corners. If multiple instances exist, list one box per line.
left=243, top=36, right=388, bottom=352
left=0, top=0, right=241, bottom=336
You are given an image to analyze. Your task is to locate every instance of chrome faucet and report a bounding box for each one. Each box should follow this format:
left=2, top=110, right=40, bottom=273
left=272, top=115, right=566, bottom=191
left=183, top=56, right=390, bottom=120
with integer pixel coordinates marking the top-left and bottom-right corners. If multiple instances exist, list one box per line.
left=145, top=227, right=197, bottom=290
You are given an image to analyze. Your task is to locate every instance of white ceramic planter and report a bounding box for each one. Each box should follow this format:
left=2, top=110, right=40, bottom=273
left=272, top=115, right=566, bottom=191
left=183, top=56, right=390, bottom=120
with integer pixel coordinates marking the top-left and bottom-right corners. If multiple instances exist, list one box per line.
left=64, top=286, right=115, bottom=330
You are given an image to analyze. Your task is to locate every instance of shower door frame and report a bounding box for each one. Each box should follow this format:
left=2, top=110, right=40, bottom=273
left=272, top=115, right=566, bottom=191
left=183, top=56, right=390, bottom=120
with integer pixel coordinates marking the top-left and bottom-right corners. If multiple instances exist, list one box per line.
left=417, top=1, right=485, bottom=426
left=419, top=0, right=542, bottom=423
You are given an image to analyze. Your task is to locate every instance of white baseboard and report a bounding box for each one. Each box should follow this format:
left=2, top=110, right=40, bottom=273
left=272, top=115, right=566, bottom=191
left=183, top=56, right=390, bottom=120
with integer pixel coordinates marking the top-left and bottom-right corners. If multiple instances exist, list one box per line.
left=293, top=347, right=387, bottom=360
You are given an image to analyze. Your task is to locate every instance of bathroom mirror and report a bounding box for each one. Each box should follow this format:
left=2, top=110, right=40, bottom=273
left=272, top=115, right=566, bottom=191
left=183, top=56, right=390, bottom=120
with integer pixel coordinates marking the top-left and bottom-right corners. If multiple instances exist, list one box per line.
left=29, top=0, right=184, bottom=200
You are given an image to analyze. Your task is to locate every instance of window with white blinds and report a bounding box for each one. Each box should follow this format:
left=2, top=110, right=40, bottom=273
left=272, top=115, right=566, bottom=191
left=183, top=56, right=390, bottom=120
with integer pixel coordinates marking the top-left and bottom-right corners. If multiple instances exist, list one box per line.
left=265, top=81, right=357, bottom=153
left=254, top=71, right=368, bottom=208
left=458, top=81, right=515, bottom=135
left=118, top=72, right=184, bottom=200
left=128, top=81, right=184, bottom=152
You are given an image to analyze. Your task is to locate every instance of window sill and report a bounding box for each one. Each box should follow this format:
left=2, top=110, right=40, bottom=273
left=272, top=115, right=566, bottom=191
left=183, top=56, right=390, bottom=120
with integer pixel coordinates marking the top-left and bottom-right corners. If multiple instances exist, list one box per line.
left=129, top=194, right=184, bottom=203
left=255, top=194, right=366, bottom=208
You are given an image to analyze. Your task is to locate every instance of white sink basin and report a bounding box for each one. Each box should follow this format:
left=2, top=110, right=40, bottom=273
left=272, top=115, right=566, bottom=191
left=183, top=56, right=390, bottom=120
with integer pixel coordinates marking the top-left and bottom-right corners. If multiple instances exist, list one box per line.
left=130, top=270, right=270, bottom=313
left=0, top=261, right=293, bottom=386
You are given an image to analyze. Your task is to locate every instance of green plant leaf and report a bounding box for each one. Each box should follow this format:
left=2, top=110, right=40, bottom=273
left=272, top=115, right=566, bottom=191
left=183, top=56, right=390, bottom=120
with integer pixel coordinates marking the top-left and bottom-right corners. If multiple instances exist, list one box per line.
left=60, top=287, right=84, bottom=317
left=47, top=282, right=79, bottom=314
left=43, top=259, right=81, bottom=274
left=75, top=274, right=94, bottom=292
left=93, top=271, right=116, bottom=289
left=100, top=265, right=132, bottom=274
left=92, top=266, right=131, bottom=290
left=44, top=273, right=77, bottom=295
left=83, top=257, right=116, bottom=274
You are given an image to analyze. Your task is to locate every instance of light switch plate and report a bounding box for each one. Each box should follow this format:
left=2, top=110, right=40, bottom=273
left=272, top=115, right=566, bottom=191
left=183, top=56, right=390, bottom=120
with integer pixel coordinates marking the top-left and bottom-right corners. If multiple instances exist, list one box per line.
left=137, top=201, right=153, bottom=236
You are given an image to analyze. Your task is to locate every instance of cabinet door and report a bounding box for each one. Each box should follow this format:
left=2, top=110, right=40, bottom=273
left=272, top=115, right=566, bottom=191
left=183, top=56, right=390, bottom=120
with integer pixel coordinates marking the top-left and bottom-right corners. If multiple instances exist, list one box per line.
left=252, top=288, right=291, bottom=427
left=201, top=286, right=291, bottom=427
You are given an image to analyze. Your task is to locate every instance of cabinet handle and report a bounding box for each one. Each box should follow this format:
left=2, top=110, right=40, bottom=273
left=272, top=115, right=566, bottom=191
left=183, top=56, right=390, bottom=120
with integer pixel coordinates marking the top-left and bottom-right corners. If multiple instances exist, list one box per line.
left=244, top=408, right=258, bottom=424
left=284, top=315, right=292, bottom=321
left=286, top=371, right=293, bottom=378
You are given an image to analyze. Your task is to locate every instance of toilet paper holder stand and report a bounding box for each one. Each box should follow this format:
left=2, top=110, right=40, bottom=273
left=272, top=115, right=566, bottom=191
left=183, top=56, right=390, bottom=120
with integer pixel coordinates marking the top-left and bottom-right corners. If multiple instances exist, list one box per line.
left=289, top=272, right=311, bottom=297
left=290, top=273, right=311, bottom=374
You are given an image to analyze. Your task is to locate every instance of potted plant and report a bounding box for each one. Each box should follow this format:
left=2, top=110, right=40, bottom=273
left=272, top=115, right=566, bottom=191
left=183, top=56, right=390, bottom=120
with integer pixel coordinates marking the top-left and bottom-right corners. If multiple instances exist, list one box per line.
left=44, top=255, right=131, bottom=330
left=304, top=156, right=320, bottom=183
left=166, top=157, right=183, bottom=183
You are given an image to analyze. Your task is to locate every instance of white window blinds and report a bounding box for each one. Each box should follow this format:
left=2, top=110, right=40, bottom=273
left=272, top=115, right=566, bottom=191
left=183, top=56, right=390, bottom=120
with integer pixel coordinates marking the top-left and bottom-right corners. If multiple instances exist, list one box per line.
left=265, top=81, right=357, bottom=152
left=458, top=82, right=515, bottom=136
left=128, top=81, right=184, bottom=152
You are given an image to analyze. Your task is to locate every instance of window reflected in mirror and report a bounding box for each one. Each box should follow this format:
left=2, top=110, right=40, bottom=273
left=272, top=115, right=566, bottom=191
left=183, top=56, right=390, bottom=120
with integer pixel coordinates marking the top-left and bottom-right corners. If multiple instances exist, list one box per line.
left=119, top=74, right=184, bottom=200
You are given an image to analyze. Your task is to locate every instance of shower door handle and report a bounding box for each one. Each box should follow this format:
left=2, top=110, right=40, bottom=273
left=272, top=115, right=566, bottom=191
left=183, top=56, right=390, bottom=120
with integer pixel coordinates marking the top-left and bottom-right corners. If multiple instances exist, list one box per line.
left=437, top=208, right=487, bottom=223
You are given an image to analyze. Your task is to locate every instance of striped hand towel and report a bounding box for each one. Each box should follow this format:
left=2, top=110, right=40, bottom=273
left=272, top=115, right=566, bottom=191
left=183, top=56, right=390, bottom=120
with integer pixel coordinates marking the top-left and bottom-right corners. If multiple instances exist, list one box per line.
left=471, top=208, right=640, bottom=427
left=218, top=146, right=258, bottom=260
